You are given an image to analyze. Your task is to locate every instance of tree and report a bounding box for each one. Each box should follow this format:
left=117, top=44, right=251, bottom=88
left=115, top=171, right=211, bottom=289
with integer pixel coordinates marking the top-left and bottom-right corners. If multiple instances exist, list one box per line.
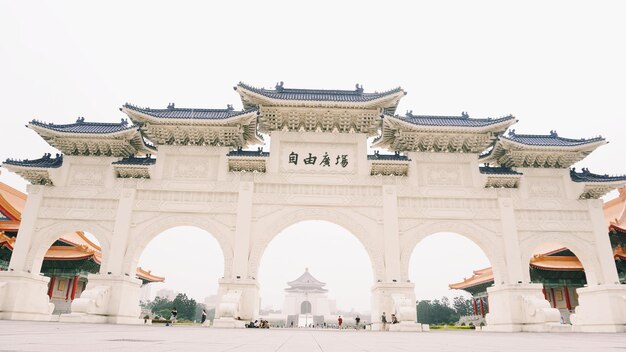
left=172, top=293, right=197, bottom=321
left=148, top=296, right=173, bottom=318
left=452, top=296, right=473, bottom=317
left=416, top=297, right=464, bottom=325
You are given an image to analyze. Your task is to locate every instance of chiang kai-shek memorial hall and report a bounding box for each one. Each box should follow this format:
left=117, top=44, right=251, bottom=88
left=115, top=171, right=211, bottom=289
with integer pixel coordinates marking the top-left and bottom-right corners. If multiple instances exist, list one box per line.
left=1, top=81, right=626, bottom=332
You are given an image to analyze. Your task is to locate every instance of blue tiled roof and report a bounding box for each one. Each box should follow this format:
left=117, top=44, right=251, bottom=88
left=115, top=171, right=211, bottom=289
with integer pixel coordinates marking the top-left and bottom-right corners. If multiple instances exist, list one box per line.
left=395, top=111, right=516, bottom=127
left=123, top=103, right=257, bottom=119
left=570, top=168, right=626, bottom=183
left=227, top=148, right=269, bottom=157
left=4, top=153, right=63, bottom=168
left=479, top=166, right=522, bottom=175
left=112, top=156, right=156, bottom=166
left=236, top=82, right=405, bottom=102
left=503, top=130, right=605, bottom=146
left=367, top=152, right=409, bottom=161
left=29, top=117, right=135, bottom=134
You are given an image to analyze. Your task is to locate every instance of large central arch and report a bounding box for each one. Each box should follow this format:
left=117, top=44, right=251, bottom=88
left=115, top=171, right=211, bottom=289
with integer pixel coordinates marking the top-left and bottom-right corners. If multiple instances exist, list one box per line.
left=249, top=206, right=383, bottom=282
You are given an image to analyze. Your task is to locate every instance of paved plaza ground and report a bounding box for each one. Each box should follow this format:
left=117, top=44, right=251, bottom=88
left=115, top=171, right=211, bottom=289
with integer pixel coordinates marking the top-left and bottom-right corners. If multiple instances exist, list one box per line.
left=2, top=321, right=625, bottom=352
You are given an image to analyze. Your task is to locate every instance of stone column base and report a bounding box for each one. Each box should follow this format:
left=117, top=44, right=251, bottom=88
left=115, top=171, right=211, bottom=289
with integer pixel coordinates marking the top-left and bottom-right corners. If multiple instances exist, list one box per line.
left=570, top=285, right=626, bottom=333
left=214, top=278, right=259, bottom=322
left=371, top=282, right=422, bottom=329
left=484, top=283, right=562, bottom=332
left=213, top=317, right=247, bottom=328
left=388, top=322, right=428, bottom=332
left=0, top=271, right=54, bottom=321
left=60, top=274, right=142, bottom=324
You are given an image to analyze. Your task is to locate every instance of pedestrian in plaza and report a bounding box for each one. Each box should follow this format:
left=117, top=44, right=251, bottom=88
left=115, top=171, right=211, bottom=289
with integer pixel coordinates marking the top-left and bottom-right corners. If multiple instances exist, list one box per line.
left=201, top=308, right=207, bottom=324
left=170, top=307, right=178, bottom=325
left=338, top=315, right=343, bottom=329
left=355, top=315, right=361, bottom=329
left=381, top=312, right=387, bottom=331
left=391, top=314, right=399, bottom=324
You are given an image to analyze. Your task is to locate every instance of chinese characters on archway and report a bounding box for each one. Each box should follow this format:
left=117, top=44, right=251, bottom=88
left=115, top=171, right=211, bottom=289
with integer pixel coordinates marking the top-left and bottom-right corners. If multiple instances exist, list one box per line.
left=289, top=152, right=348, bottom=168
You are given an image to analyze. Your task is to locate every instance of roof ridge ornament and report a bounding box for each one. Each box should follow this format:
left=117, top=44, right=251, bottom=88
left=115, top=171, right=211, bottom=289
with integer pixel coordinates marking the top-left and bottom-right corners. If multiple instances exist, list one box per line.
left=167, top=102, right=175, bottom=110
left=227, top=104, right=234, bottom=111
left=461, top=111, right=469, bottom=118
left=76, top=116, right=85, bottom=124
left=550, top=130, right=558, bottom=137
left=120, top=118, right=128, bottom=126
left=355, top=83, right=364, bottom=94
left=275, top=81, right=284, bottom=92
left=508, top=129, right=516, bottom=136
left=406, top=110, right=414, bottom=117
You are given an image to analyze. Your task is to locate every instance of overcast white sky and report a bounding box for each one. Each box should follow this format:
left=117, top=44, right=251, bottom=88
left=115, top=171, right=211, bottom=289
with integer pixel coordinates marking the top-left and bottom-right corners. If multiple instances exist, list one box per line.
left=1, top=1, right=625, bottom=312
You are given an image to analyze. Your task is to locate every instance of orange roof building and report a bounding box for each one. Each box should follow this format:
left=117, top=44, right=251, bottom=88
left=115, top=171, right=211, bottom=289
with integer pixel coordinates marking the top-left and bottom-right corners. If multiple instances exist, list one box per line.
left=0, top=182, right=163, bottom=313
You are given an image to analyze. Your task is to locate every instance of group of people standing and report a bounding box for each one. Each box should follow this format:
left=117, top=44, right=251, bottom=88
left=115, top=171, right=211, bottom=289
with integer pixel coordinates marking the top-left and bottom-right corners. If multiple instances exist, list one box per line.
left=167, top=307, right=208, bottom=326
left=336, top=315, right=363, bottom=329
left=379, top=312, right=399, bottom=331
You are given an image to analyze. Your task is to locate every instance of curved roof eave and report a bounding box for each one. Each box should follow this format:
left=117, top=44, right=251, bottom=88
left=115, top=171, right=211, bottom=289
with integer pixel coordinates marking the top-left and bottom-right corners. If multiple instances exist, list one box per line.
left=237, top=86, right=405, bottom=110
left=122, top=106, right=259, bottom=125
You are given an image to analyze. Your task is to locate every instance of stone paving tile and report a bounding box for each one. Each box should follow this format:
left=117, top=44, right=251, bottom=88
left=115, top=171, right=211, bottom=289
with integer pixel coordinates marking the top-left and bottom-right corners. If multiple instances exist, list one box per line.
left=1, top=321, right=625, bottom=352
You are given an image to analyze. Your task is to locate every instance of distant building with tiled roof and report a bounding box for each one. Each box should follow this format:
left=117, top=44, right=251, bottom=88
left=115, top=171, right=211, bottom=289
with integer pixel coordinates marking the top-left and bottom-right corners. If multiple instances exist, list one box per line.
left=282, top=269, right=334, bottom=327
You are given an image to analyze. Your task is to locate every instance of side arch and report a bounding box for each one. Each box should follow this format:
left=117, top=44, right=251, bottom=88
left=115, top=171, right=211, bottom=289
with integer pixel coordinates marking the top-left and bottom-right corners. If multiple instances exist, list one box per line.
left=248, top=206, right=383, bottom=282
left=24, top=220, right=112, bottom=274
left=400, top=220, right=506, bottom=285
left=122, top=213, right=234, bottom=278
left=519, top=231, right=601, bottom=285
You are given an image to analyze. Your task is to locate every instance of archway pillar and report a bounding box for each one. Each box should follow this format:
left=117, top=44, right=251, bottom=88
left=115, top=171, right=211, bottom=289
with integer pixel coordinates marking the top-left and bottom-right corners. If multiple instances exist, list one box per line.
left=569, top=285, right=626, bottom=332
left=59, top=273, right=142, bottom=324
left=213, top=278, right=259, bottom=328
left=7, top=185, right=44, bottom=272
left=0, top=186, right=53, bottom=322
left=101, top=188, right=136, bottom=276
left=588, top=200, right=620, bottom=284
left=498, top=198, right=524, bottom=283
left=565, top=201, right=626, bottom=332
left=484, top=283, right=563, bottom=332
left=0, top=271, right=54, bottom=321
left=382, top=185, right=401, bottom=282
left=371, top=282, right=426, bottom=331
left=231, top=181, right=253, bottom=279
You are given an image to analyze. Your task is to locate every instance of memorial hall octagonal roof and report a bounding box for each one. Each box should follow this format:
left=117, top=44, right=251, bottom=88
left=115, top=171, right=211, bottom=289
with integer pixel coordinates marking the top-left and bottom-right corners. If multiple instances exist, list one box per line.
left=285, top=268, right=328, bottom=293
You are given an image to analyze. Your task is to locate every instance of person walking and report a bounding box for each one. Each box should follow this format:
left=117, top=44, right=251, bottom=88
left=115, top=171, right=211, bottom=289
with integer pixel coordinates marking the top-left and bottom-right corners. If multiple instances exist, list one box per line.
left=170, top=307, right=178, bottom=325
left=338, top=315, right=343, bottom=329
left=381, top=312, right=387, bottom=331
left=201, top=308, right=207, bottom=324
left=355, top=315, right=361, bottom=329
